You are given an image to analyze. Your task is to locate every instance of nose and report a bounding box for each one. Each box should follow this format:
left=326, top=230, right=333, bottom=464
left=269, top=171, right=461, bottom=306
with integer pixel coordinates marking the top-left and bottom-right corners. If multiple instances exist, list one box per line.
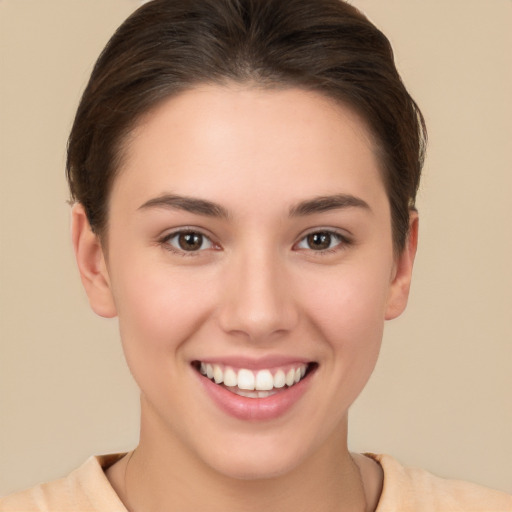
left=217, top=247, right=299, bottom=343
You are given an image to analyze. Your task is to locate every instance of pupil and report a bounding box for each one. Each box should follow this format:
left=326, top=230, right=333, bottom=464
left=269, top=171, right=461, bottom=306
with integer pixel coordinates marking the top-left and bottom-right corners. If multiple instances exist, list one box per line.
left=179, top=233, right=202, bottom=251
left=308, top=232, right=331, bottom=250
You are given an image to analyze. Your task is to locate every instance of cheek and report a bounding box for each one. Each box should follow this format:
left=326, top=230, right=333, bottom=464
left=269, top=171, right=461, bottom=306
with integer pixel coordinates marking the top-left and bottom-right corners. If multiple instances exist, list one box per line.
left=303, top=262, right=390, bottom=337
left=110, top=258, right=218, bottom=366
left=299, top=263, right=391, bottom=387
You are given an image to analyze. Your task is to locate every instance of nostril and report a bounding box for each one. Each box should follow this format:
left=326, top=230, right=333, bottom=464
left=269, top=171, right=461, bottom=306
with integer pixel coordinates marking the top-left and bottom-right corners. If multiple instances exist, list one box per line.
left=216, top=267, right=300, bottom=340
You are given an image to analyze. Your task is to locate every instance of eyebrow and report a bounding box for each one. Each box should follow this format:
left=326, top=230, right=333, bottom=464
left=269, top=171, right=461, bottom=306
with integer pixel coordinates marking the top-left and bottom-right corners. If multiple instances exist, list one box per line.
left=289, top=194, right=371, bottom=216
left=138, top=192, right=370, bottom=219
left=138, top=194, right=229, bottom=218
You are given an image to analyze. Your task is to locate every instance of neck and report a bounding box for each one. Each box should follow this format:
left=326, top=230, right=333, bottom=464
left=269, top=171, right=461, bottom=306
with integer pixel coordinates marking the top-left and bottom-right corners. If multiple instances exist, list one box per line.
left=109, top=400, right=370, bottom=512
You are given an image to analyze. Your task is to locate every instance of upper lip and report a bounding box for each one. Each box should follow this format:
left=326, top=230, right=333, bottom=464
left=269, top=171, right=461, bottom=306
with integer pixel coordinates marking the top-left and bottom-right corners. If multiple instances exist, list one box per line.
left=192, top=355, right=314, bottom=371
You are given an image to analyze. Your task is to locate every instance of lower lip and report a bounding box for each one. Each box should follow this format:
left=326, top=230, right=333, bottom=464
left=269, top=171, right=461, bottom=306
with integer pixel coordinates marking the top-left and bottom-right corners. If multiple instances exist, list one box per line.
left=197, top=369, right=314, bottom=421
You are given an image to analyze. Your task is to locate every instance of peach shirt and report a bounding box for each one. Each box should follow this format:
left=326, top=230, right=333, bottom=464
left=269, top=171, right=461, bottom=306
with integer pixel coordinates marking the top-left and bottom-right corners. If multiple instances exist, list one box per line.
left=1, top=453, right=511, bottom=511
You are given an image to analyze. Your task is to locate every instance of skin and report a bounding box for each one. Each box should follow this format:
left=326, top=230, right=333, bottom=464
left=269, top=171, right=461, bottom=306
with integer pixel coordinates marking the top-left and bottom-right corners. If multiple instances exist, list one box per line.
left=72, top=85, right=418, bottom=512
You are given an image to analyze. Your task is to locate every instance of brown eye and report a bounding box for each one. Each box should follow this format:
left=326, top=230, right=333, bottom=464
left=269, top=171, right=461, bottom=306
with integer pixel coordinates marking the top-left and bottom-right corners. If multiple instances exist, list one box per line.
left=165, top=231, right=213, bottom=252
left=307, top=232, right=333, bottom=250
left=296, top=230, right=347, bottom=252
left=178, top=232, right=203, bottom=251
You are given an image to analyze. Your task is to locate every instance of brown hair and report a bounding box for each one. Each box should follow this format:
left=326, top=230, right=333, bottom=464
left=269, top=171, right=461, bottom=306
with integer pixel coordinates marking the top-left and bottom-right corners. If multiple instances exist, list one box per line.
left=67, top=0, right=426, bottom=252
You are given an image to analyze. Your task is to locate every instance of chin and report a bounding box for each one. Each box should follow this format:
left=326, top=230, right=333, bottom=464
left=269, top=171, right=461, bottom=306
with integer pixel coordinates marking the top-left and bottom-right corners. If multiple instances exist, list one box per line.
left=194, top=428, right=324, bottom=481
left=208, top=449, right=303, bottom=481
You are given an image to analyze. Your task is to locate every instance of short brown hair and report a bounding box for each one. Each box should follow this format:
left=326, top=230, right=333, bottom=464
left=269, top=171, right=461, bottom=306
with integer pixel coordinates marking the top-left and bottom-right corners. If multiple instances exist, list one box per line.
left=67, top=0, right=426, bottom=251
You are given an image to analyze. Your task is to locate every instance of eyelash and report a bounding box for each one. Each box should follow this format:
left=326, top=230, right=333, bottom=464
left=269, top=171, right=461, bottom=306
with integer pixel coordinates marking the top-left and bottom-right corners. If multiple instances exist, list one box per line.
left=158, top=229, right=351, bottom=257
left=159, top=229, right=217, bottom=257
left=294, top=229, right=352, bottom=254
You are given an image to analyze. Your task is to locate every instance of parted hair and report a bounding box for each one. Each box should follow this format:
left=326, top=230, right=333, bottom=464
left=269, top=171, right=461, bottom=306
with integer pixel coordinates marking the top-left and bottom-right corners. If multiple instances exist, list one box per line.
left=67, top=0, right=426, bottom=251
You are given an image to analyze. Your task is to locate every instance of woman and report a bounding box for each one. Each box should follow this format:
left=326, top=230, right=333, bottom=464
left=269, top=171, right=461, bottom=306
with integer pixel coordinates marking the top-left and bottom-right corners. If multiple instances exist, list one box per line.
left=1, top=0, right=510, bottom=510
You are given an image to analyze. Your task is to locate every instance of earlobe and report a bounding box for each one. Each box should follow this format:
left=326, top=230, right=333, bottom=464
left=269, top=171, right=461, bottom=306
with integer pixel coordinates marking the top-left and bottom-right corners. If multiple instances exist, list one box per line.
left=71, top=204, right=117, bottom=318
left=385, top=212, right=419, bottom=320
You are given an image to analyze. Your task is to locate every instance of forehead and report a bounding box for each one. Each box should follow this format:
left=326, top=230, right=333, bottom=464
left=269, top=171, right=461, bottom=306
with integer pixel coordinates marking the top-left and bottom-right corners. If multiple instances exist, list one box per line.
left=112, top=85, right=386, bottom=214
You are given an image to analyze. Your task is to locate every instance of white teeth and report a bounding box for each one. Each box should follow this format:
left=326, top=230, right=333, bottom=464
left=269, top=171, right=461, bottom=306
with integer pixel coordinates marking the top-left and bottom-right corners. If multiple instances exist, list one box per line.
left=223, top=367, right=237, bottom=387
left=237, top=369, right=255, bottom=390
left=255, top=369, right=273, bottom=391
left=285, top=368, right=295, bottom=386
left=237, top=389, right=254, bottom=398
left=198, top=362, right=310, bottom=394
left=213, top=365, right=223, bottom=384
left=226, top=388, right=278, bottom=399
left=273, top=369, right=286, bottom=388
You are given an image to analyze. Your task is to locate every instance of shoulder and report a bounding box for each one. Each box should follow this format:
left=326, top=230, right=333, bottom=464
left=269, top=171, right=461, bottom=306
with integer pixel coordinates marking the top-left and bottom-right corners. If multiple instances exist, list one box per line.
left=367, top=453, right=512, bottom=512
left=0, top=454, right=127, bottom=512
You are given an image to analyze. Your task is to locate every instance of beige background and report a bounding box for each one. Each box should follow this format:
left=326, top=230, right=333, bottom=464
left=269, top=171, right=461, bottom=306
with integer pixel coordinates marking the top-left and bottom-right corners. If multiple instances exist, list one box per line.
left=1, top=0, right=511, bottom=496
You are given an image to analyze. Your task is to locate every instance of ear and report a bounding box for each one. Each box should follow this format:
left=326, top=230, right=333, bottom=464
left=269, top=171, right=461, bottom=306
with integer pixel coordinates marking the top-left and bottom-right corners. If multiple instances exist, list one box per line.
left=71, top=203, right=117, bottom=318
left=385, top=211, right=419, bottom=320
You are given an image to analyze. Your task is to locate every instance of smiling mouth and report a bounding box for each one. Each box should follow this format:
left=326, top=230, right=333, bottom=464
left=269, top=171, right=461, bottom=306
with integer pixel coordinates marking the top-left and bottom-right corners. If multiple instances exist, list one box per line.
left=192, top=361, right=317, bottom=398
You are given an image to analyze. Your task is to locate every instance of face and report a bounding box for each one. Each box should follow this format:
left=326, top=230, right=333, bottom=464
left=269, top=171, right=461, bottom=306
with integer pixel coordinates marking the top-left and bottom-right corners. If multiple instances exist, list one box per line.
left=74, top=85, right=416, bottom=480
